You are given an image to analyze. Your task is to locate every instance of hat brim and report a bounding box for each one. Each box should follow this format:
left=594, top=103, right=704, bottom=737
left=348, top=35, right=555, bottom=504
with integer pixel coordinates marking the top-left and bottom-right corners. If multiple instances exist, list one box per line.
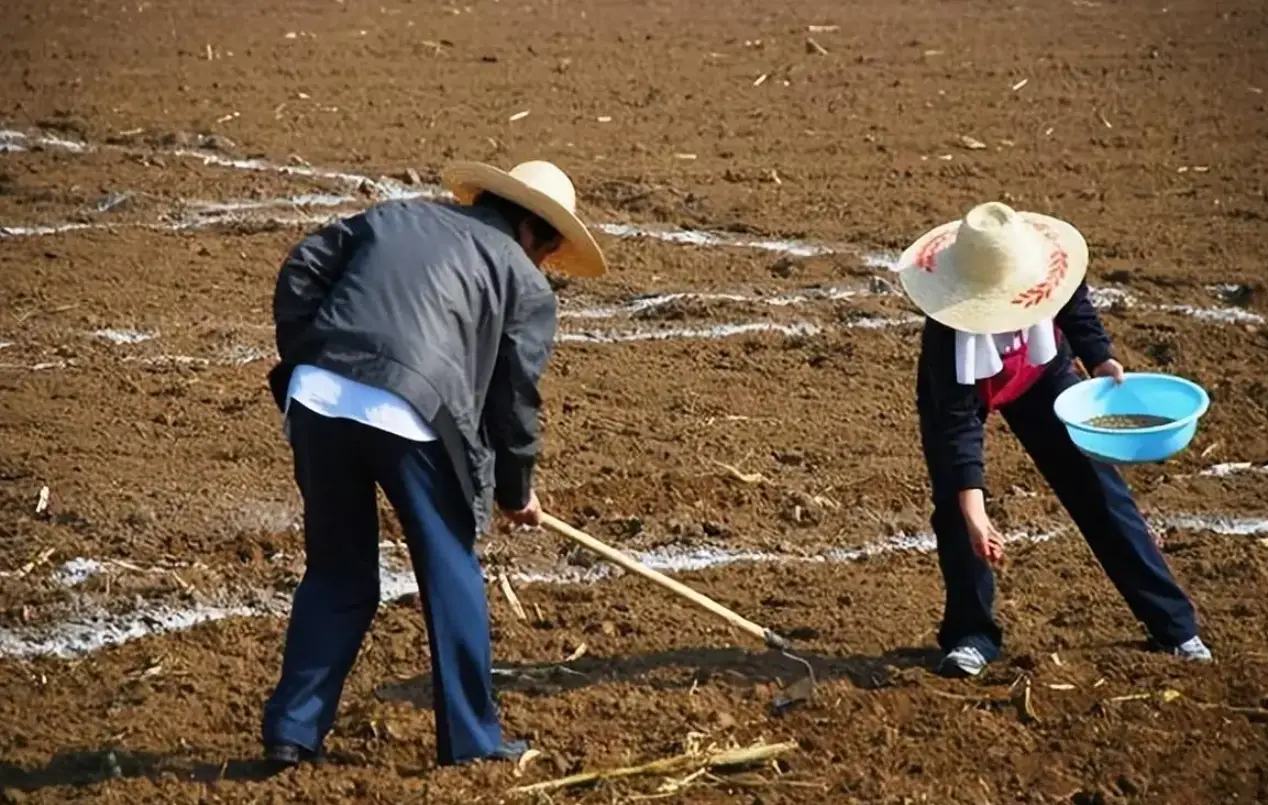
left=896, top=212, right=1089, bottom=334
left=441, top=162, right=608, bottom=279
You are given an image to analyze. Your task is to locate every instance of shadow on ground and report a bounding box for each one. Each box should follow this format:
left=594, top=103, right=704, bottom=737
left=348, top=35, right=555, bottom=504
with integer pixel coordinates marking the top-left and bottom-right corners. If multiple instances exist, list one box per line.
left=374, top=644, right=943, bottom=710
left=0, top=645, right=941, bottom=794
left=0, top=750, right=275, bottom=791
left=0, top=747, right=363, bottom=794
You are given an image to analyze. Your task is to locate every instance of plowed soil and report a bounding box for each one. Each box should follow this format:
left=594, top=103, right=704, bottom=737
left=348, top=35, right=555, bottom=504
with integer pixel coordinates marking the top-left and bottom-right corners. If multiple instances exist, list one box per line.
left=2, top=0, right=1267, bottom=803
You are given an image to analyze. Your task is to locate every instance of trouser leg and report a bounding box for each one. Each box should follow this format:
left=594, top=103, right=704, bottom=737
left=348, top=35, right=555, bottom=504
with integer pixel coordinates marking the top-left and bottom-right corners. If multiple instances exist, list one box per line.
left=262, top=404, right=382, bottom=750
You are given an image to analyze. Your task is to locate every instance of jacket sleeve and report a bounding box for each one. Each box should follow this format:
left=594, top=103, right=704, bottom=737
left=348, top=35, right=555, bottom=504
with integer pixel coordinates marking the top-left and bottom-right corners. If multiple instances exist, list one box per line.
left=272, top=213, right=368, bottom=361
left=1053, top=281, right=1113, bottom=371
left=916, top=319, right=987, bottom=498
left=484, top=274, right=559, bottom=511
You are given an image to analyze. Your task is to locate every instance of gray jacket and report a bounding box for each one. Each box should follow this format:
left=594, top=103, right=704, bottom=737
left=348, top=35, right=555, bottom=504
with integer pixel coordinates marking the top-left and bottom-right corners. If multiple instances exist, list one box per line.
left=267, top=199, right=557, bottom=536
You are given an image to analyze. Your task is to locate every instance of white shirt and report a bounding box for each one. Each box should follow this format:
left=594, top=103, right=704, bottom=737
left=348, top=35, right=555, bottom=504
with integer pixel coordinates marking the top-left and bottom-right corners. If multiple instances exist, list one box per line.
left=286, top=364, right=437, bottom=442
left=953, top=318, right=1059, bottom=385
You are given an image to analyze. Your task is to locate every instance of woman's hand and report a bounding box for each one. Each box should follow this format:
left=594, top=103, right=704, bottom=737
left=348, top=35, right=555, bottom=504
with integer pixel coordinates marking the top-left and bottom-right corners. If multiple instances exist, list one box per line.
left=958, top=488, right=1005, bottom=567
left=967, top=516, right=1006, bottom=566
left=1091, top=358, right=1125, bottom=384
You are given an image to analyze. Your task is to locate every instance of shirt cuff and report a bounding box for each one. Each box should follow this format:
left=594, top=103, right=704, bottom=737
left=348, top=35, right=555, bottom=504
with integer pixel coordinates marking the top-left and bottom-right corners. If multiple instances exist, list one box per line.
left=494, top=461, right=534, bottom=511
left=1080, top=344, right=1113, bottom=372
left=953, top=463, right=986, bottom=492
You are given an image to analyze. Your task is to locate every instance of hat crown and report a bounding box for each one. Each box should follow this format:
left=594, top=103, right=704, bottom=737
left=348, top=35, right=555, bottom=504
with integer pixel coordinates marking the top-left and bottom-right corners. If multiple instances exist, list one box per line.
left=949, top=202, right=1047, bottom=289
left=507, top=160, right=577, bottom=214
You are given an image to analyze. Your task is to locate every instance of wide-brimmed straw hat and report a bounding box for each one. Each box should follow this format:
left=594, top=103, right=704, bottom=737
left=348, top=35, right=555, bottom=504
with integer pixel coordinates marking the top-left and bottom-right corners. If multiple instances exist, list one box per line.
left=441, top=160, right=608, bottom=278
left=896, top=202, right=1089, bottom=334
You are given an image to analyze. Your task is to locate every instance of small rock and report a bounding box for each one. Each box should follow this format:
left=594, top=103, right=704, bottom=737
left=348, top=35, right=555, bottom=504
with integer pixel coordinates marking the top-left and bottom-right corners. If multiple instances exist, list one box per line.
left=124, top=507, right=156, bottom=529
left=701, top=521, right=730, bottom=538
left=197, top=133, right=237, bottom=153
left=394, top=592, right=422, bottom=611
left=769, top=257, right=799, bottom=278
left=713, top=711, right=737, bottom=729
left=600, top=620, right=618, bottom=637
left=94, top=191, right=132, bottom=213
left=402, top=167, right=423, bottom=186
left=1115, top=776, right=1143, bottom=796
left=565, top=548, right=596, bottom=569
left=38, top=113, right=89, bottom=137
left=773, top=451, right=804, bottom=466
left=611, top=516, right=644, bottom=537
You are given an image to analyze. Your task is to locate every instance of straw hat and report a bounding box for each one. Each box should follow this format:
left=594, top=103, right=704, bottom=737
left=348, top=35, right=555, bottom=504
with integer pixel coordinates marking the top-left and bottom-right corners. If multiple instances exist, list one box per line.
left=896, top=202, right=1089, bottom=334
left=441, top=160, right=608, bottom=278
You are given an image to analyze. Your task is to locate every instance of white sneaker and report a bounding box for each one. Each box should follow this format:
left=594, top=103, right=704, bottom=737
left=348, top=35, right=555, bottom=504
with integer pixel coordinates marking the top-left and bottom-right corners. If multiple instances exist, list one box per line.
left=1171, top=636, right=1213, bottom=662
left=937, top=645, right=989, bottom=678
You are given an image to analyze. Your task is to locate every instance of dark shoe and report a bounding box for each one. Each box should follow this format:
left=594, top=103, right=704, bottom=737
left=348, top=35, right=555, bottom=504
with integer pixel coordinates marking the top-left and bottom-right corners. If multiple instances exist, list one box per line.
left=454, top=739, right=531, bottom=766
left=264, top=743, right=323, bottom=767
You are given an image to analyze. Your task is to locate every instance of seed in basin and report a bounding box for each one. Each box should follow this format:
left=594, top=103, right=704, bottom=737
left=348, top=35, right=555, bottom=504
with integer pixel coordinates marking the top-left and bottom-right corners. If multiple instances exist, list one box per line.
left=1082, top=414, right=1175, bottom=430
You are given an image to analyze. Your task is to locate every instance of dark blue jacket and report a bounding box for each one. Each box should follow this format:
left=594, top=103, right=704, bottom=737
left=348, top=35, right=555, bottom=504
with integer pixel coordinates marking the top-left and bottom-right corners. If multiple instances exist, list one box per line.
left=916, top=282, right=1113, bottom=498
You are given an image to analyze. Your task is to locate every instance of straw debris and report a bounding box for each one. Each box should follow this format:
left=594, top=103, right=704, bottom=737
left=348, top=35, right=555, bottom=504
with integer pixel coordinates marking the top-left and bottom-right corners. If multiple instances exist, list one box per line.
left=507, top=739, right=798, bottom=795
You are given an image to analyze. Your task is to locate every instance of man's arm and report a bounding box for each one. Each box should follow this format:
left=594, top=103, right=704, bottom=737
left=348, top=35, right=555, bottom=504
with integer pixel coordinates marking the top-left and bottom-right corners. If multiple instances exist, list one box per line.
left=1053, top=281, right=1114, bottom=372
left=272, top=212, right=368, bottom=360
left=484, top=282, right=558, bottom=512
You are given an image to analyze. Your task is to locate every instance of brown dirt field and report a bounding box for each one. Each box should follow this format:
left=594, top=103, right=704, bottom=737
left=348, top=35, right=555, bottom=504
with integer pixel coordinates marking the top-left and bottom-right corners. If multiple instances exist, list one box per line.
left=2, top=0, right=1267, bottom=802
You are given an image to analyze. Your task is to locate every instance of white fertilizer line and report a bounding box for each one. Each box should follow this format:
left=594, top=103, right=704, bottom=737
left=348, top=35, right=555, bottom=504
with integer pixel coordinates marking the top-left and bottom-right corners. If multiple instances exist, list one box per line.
left=0, top=282, right=1254, bottom=371
left=0, top=512, right=1264, bottom=660
left=0, top=225, right=1257, bottom=330
left=559, top=281, right=894, bottom=320
left=93, top=328, right=157, bottom=345
left=0, top=312, right=917, bottom=371
left=1156, top=304, right=1264, bottom=326
left=562, top=314, right=914, bottom=340
left=1, top=129, right=1263, bottom=326
left=1199, top=462, right=1268, bottom=478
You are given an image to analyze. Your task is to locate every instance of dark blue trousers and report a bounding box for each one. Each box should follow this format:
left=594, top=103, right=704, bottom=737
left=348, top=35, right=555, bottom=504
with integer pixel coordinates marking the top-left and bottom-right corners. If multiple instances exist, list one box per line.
left=262, top=402, right=501, bottom=765
left=926, top=365, right=1199, bottom=661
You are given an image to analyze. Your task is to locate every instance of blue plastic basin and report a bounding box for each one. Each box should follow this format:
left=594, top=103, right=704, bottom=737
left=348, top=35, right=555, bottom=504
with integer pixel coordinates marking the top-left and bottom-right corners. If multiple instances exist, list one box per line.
left=1052, top=372, right=1210, bottom=465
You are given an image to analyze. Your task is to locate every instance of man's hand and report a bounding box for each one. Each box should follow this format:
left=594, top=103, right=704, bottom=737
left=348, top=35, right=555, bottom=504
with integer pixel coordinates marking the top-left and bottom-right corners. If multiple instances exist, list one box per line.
left=502, top=489, right=543, bottom=528
left=966, top=514, right=1005, bottom=567
left=1091, top=358, right=1125, bottom=384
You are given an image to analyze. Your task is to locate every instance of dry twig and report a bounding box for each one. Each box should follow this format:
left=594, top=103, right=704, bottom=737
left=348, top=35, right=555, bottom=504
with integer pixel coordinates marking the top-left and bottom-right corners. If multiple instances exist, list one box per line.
left=499, top=573, right=528, bottom=621
left=508, top=741, right=798, bottom=795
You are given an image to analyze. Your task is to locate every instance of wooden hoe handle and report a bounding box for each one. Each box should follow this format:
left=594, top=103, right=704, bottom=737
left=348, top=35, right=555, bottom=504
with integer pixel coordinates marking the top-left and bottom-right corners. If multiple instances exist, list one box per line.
left=539, top=513, right=791, bottom=651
